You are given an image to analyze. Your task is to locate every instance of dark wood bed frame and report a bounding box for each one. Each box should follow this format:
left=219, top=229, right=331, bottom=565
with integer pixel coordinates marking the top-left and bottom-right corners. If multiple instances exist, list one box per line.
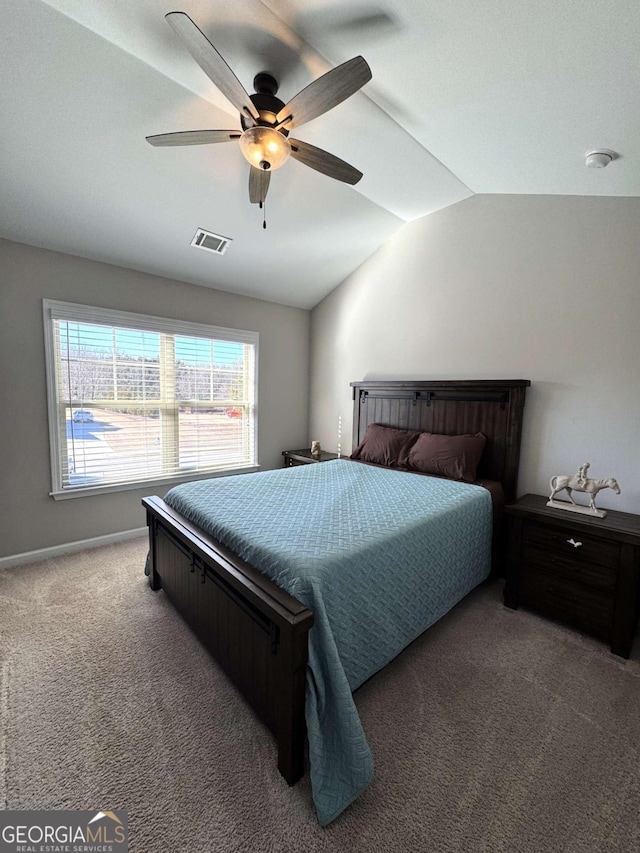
left=143, top=378, right=530, bottom=786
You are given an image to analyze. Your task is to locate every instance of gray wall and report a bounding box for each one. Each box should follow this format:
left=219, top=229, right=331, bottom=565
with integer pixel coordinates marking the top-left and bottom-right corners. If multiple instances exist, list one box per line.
left=310, top=194, right=640, bottom=514
left=0, top=238, right=310, bottom=558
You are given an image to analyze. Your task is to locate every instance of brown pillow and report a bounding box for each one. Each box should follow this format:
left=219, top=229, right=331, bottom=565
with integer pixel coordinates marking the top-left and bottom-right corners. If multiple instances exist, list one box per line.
left=406, top=432, right=487, bottom=482
left=350, top=423, right=420, bottom=468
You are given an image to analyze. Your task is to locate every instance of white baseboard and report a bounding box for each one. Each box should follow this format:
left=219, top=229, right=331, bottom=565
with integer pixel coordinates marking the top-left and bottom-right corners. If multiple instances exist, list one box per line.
left=0, top=527, right=148, bottom=570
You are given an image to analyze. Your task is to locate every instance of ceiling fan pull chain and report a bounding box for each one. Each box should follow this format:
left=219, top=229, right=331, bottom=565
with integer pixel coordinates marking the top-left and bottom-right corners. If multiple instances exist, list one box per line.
left=263, top=195, right=267, bottom=229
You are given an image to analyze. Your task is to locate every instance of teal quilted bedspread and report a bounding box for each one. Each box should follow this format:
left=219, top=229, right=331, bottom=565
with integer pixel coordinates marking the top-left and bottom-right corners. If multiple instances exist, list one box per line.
left=164, top=459, right=492, bottom=825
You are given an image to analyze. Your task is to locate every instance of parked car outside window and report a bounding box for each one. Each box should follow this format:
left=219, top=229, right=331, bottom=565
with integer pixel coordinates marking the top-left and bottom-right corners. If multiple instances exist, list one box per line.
left=73, top=410, right=94, bottom=422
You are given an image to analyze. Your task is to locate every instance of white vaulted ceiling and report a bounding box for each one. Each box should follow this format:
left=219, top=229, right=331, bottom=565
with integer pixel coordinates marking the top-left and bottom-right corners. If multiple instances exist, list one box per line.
left=1, top=0, right=639, bottom=308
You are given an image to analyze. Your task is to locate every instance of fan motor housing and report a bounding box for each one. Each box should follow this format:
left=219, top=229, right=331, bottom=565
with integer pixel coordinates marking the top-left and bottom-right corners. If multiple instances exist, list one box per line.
left=240, top=74, right=288, bottom=134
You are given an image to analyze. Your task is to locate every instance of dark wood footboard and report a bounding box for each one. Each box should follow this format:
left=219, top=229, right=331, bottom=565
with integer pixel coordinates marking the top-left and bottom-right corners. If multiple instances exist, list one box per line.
left=143, top=495, right=314, bottom=785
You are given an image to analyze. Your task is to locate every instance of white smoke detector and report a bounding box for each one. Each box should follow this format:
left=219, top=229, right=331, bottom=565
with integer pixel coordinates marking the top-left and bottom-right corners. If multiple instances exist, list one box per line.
left=585, top=149, right=617, bottom=169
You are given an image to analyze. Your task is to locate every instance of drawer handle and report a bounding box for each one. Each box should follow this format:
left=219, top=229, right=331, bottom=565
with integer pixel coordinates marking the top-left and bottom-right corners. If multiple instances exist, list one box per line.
left=566, top=538, right=583, bottom=548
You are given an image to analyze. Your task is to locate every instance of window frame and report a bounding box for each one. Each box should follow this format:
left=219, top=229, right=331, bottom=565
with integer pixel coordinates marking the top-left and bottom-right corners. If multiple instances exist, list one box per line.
left=43, top=299, right=259, bottom=500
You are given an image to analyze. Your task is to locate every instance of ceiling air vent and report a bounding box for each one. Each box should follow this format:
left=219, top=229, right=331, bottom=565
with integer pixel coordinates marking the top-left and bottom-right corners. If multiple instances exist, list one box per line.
left=191, top=228, right=232, bottom=255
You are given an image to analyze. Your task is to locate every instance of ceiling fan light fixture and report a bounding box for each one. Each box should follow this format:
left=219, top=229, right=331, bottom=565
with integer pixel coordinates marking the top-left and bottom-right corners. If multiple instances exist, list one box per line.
left=239, top=126, right=291, bottom=171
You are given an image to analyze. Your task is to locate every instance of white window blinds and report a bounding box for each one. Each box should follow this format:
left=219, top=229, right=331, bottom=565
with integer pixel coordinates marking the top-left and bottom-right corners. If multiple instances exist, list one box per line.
left=43, top=300, right=258, bottom=497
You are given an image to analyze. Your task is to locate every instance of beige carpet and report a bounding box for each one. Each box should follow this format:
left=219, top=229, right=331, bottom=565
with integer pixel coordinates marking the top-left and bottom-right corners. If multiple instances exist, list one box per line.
left=1, top=538, right=639, bottom=853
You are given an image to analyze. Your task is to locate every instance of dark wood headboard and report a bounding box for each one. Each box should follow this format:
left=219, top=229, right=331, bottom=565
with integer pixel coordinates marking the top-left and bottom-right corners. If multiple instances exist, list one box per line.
left=351, top=379, right=530, bottom=504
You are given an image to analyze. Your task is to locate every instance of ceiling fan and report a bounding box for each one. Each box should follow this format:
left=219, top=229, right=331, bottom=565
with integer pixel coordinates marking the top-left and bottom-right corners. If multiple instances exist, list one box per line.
left=146, top=12, right=372, bottom=223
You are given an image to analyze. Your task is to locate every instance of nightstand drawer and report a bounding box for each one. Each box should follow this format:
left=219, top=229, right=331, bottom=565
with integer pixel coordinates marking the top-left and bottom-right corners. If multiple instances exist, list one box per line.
left=523, top=520, right=620, bottom=569
left=519, top=567, right=614, bottom=637
left=520, top=542, right=617, bottom=591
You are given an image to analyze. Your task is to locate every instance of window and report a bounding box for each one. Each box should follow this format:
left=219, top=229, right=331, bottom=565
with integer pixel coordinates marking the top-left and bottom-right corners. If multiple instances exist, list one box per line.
left=43, top=300, right=258, bottom=498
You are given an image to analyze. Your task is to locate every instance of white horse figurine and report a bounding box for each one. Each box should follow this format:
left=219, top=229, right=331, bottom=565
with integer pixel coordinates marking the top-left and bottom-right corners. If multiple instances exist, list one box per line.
left=548, top=464, right=620, bottom=517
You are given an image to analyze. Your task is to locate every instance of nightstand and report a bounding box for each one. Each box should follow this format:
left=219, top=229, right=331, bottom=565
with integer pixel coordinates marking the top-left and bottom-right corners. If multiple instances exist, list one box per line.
left=504, top=494, right=640, bottom=657
left=282, top=449, right=340, bottom=467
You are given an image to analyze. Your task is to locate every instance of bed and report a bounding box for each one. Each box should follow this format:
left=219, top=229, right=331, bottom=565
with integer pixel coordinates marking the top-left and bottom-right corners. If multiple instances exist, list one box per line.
left=142, top=378, right=529, bottom=823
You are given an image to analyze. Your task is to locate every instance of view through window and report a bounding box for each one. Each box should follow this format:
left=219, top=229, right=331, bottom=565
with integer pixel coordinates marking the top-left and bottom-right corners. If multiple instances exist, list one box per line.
left=43, top=301, right=258, bottom=495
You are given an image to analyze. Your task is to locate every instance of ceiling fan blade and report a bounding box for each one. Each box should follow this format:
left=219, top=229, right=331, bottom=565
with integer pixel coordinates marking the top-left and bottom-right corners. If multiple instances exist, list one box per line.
left=275, top=56, right=371, bottom=130
left=146, top=130, right=241, bottom=147
left=249, top=167, right=271, bottom=204
left=165, top=12, right=260, bottom=123
left=289, top=139, right=363, bottom=185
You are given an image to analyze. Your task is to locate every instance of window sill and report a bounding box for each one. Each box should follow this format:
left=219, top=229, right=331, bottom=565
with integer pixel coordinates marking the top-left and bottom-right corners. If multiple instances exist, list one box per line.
left=50, top=465, right=261, bottom=500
